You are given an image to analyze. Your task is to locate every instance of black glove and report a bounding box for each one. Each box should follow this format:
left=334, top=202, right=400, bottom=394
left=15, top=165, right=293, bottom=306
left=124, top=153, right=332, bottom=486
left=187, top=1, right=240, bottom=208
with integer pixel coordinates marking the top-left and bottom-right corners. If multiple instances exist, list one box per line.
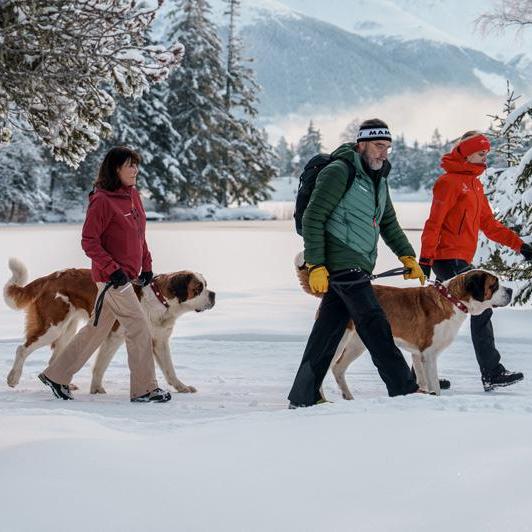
left=418, top=257, right=432, bottom=280
left=521, top=243, right=532, bottom=261
left=109, top=268, right=129, bottom=288
left=138, top=270, right=153, bottom=287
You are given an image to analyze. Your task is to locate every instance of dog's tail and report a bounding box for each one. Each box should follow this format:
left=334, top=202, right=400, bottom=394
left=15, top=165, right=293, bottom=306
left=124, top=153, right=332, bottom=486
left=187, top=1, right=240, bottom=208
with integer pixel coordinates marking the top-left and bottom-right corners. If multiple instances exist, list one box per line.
left=294, top=251, right=322, bottom=299
left=3, top=258, right=33, bottom=310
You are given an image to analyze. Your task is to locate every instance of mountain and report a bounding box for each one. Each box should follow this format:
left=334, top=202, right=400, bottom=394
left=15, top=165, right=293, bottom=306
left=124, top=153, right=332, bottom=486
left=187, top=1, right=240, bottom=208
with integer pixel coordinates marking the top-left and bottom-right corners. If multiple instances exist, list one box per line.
left=154, top=1, right=529, bottom=125
left=274, top=0, right=530, bottom=62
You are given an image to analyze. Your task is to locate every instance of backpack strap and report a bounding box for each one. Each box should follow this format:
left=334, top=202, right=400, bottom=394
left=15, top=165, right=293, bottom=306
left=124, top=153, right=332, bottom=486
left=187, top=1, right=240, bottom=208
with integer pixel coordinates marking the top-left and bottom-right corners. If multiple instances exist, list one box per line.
left=333, top=156, right=357, bottom=194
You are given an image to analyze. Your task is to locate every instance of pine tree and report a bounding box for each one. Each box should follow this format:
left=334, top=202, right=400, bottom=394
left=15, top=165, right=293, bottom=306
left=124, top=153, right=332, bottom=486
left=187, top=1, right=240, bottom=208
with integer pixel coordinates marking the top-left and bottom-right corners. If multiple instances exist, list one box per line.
left=294, top=121, right=322, bottom=174
left=166, top=0, right=233, bottom=206
left=275, top=136, right=295, bottom=176
left=389, top=135, right=415, bottom=189
left=222, top=0, right=276, bottom=205
left=0, top=128, right=49, bottom=222
left=340, top=118, right=360, bottom=144
left=423, top=128, right=446, bottom=189
left=112, top=82, right=184, bottom=211
left=477, top=97, right=532, bottom=303
left=487, top=82, right=531, bottom=171
left=0, top=0, right=184, bottom=167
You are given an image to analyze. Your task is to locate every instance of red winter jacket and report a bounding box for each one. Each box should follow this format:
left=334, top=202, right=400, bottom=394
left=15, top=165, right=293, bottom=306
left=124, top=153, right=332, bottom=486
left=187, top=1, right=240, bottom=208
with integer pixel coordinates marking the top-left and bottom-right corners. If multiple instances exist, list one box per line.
left=420, top=148, right=522, bottom=264
left=81, top=186, right=152, bottom=282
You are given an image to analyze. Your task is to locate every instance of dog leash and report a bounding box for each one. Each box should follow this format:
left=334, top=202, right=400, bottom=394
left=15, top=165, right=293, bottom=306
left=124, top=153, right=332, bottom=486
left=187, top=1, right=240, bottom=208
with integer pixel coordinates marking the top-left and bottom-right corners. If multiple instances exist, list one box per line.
left=93, top=278, right=158, bottom=326
left=329, top=267, right=411, bottom=287
left=93, top=282, right=113, bottom=326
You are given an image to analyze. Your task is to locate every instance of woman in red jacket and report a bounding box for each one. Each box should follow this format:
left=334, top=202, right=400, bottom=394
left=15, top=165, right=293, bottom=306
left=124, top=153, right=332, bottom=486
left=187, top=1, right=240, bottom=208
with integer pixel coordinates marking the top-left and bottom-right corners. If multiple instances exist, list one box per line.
left=39, top=146, right=171, bottom=403
left=419, top=131, right=531, bottom=391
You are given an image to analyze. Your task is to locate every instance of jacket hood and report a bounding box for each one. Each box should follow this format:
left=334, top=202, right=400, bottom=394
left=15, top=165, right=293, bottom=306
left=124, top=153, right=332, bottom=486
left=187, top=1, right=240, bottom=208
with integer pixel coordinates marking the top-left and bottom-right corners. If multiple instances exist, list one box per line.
left=441, top=147, right=486, bottom=177
left=331, top=143, right=391, bottom=178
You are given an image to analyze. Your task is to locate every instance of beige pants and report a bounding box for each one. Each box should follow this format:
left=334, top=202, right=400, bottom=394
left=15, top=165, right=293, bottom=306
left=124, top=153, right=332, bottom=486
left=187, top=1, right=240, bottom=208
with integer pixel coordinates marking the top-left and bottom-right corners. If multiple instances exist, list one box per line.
left=44, top=282, right=158, bottom=399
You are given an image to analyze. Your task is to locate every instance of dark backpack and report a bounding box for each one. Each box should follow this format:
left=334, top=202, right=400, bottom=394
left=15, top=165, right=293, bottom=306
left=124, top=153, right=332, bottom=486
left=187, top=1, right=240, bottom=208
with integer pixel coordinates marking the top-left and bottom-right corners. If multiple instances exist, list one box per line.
left=294, top=153, right=356, bottom=236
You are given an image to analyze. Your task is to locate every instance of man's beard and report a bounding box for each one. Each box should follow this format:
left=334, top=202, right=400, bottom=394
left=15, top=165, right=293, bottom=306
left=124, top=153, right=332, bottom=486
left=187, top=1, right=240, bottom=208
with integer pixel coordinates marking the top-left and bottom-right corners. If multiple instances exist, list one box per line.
left=362, top=153, right=384, bottom=171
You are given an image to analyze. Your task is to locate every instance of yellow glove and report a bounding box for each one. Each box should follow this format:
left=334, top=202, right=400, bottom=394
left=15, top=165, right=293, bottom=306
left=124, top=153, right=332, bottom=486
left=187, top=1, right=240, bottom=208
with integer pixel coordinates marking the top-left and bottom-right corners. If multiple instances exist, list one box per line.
left=399, top=256, right=426, bottom=286
left=307, top=264, right=329, bottom=294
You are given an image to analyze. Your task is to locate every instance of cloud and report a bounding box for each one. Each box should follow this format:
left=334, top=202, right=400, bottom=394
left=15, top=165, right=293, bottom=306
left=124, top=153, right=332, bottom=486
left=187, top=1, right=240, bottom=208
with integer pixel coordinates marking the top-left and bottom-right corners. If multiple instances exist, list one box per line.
left=265, top=88, right=503, bottom=149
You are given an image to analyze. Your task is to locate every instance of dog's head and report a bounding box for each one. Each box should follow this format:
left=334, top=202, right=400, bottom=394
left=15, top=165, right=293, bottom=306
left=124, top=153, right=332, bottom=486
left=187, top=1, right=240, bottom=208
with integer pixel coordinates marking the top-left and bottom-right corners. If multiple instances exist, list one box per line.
left=156, top=271, right=215, bottom=312
left=449, top=269, right=512, bottom=315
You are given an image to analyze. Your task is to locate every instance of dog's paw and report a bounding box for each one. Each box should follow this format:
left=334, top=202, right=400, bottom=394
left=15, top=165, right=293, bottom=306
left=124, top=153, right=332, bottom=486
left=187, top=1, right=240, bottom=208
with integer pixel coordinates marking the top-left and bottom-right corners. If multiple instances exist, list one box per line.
left=90, top=384, right=107, bottom=394
left=174, top=383, right=197, bottom=393
left=6, top=369, right=21, bottom=388
left=342, top=391, right=354, bottom=400
left=68, top=383, right=79, bottom=391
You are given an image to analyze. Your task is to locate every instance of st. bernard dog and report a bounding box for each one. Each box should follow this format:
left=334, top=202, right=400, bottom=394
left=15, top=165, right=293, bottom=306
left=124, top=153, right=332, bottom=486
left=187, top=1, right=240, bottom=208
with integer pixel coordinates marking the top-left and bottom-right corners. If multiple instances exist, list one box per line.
left=4, top=258, right=215, bottom=394
left=295, top=252, right=512, bottom=396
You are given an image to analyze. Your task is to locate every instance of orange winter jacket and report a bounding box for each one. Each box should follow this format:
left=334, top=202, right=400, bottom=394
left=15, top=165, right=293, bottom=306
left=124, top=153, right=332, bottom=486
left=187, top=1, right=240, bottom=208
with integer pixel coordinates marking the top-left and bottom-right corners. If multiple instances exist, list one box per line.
left=420, top=148, right=522, bottom=264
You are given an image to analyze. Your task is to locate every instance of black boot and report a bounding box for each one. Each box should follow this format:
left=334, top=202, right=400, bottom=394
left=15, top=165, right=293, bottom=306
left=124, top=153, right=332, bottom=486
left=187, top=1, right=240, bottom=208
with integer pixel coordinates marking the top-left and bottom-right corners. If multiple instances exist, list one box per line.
left=131, top=388, right=172, bottom=403
left=439, top=378, right=451, bottom=390
left=38, top=373, right=73, bottom=400
left=482, top=368, right=524, bottom=391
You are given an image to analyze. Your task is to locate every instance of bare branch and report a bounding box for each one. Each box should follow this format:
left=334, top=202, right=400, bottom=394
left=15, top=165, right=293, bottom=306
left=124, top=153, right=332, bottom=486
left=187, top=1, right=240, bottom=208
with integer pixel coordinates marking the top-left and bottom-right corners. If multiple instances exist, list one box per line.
left=475, top=0, right=532, bottom=35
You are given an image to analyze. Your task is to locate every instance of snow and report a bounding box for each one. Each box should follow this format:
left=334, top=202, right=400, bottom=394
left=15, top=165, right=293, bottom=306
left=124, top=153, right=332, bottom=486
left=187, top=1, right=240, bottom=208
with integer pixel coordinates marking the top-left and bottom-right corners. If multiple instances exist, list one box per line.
left=2, top=211, right=532, bottom=531
left=502, top=98, right=532, bottom=135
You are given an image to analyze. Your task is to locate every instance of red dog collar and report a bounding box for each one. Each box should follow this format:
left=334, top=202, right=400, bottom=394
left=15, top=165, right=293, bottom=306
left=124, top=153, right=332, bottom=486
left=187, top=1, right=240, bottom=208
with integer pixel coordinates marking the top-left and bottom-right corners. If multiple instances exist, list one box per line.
left=430, top=281, right=469, bottom=314
left=150, top=280, right=169, bottom=309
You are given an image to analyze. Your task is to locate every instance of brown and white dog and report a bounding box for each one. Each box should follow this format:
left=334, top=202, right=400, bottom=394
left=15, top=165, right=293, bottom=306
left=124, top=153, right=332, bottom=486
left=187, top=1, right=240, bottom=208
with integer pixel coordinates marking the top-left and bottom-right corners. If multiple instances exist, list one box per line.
left=4, top=258, right=215, bottom=394
left=295, top=252, right=512, bottom=396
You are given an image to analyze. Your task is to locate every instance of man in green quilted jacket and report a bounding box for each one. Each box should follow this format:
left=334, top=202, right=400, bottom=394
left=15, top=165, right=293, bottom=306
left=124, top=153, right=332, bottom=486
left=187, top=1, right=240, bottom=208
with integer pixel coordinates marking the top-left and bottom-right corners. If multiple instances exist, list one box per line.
left=288, top=118, right=426, bottom=407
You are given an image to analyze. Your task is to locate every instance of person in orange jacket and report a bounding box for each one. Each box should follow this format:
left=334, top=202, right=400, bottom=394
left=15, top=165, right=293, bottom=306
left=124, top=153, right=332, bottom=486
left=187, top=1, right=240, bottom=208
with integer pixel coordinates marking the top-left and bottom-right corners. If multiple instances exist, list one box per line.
left=419, top=131, right=531, bottom=391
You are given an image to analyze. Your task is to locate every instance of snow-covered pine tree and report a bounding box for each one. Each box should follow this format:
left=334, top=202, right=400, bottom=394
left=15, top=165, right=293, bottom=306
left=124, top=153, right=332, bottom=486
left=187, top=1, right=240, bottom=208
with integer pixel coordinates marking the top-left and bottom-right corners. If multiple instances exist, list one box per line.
left=389, top=135, right=416, bottom=189
left=45, top=78, right=185, bottom=217
left=222, top=0, right=276, bottom=205
left=340, top=118, right=360, bottom=144
left=111, top=81, right=184, bottom=211
left=166, top=0, right=233, bottom=206
left=0, top=0, right=184, bottom=167
left=0, top=128, right=49, bottom=222
left=275, top=136, right=295, bottom=176
left=477, top=98, right=532, bottom=303
left=294, top=121, right=322, bottom=175
left=487, top=82, right=531, bottom=171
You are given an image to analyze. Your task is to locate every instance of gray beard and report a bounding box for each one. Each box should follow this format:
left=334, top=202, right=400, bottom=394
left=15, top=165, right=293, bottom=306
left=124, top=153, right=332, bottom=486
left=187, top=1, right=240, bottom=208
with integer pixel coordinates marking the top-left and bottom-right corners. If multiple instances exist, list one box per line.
left=362, top=153, right=384, bottom=171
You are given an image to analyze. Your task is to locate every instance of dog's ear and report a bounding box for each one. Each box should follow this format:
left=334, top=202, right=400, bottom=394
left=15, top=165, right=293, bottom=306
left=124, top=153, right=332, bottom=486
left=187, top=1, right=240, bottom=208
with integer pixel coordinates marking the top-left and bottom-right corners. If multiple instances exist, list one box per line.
left=465, top=272, right=487, bottom=302
left=169, top=273, right=194, bottom=303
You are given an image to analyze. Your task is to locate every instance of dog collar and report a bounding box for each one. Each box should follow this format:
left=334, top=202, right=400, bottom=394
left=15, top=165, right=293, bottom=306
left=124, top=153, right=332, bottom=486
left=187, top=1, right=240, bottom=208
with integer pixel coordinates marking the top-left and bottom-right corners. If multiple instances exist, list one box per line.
left=430, top=281, right=469, bottom=313
left=150, top=280, right=169, bottom=309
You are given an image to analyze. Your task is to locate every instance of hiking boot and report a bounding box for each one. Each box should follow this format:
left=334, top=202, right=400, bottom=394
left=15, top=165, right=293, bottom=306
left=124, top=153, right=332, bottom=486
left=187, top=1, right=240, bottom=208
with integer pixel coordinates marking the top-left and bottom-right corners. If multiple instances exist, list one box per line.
left=482, top=369, right=524, bottom=392
left=288, top=398, right=330, bottom=409
left=439, top=378, right=451, bottom=390
left=131, top=388, right=172, bottom=403
left=38, top=373, right=74, bottom=400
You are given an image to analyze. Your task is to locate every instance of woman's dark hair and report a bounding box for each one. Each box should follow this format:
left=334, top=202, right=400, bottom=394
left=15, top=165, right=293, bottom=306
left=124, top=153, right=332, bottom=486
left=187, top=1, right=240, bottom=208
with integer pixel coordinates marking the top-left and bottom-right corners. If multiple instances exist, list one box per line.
left=94, top=146, right=142, bottom=191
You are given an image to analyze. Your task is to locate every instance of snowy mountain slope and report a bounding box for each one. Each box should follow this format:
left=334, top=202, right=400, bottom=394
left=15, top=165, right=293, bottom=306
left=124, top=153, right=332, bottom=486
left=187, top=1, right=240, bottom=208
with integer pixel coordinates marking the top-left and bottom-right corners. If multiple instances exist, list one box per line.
left=279, top=0, right=530, bottom=62
left=237, top=12, right=526, bottom=115
left=156, top=0, right=527, bottom=117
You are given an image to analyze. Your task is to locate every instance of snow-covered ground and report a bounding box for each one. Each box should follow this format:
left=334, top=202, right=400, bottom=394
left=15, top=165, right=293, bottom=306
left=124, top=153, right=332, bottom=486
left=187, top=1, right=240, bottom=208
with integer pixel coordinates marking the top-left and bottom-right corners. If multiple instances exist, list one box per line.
left=1, top=214, right=532, bottom=532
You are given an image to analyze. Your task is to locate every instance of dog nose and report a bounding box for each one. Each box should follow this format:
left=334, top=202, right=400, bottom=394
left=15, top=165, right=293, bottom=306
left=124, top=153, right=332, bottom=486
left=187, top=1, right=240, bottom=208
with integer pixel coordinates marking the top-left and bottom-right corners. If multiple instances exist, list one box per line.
left=209, top=291, right=216, bottom=305
left=506, top=287, right=513, bottom=299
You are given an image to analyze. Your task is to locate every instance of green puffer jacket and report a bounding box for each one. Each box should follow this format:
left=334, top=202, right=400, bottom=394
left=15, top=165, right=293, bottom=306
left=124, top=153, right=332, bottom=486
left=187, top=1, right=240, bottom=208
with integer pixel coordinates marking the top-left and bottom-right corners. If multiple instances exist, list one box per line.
left=302, top=143, right=415, bottom=273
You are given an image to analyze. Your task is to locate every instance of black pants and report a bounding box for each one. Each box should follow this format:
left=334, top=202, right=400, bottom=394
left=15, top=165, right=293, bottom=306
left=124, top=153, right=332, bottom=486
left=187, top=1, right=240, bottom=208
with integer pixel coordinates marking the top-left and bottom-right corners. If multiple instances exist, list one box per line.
left=288, top=270, right=418, bottom=405
left=432, top=259, right=504, bottom=378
